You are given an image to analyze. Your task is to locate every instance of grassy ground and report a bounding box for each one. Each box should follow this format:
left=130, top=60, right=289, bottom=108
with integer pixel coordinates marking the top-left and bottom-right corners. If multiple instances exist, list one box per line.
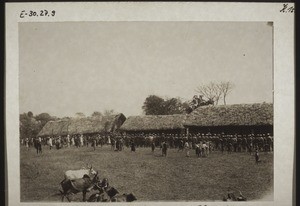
left=20, top=145, right=273, bottom=202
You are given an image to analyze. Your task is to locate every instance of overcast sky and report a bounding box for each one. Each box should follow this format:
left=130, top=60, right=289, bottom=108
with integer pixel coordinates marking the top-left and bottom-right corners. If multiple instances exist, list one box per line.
left=19, top=22, right=273, bottom=118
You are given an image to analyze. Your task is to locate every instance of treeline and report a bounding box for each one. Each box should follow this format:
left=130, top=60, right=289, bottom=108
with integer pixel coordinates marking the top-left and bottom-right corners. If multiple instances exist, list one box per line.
left=20, top=112, right=58, bottom=140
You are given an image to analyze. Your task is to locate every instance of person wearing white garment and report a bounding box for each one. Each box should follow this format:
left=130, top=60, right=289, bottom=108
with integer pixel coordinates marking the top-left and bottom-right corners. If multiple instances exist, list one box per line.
left=66, top=134, right=70, bottom=147
left=80, top=134, right=84, bottom=147
left=48, top=136, right=53, bottom=150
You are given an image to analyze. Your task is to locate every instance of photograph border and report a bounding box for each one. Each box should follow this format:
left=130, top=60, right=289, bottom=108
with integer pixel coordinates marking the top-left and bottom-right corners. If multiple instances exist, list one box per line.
left=5, top=2, right=294, bottom=206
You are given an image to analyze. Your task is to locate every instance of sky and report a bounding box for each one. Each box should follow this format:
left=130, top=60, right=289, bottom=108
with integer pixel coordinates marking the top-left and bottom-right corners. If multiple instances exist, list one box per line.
left=19, top=22, right=273, bottom=118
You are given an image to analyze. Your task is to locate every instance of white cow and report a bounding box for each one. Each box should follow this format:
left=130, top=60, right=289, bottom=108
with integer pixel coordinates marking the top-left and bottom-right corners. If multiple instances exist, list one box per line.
left=63, top=165, right=97, bottom=181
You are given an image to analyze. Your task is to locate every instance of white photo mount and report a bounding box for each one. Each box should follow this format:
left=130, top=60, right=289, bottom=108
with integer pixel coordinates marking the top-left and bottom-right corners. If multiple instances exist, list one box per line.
left=5, top=2, right=294, bottom=206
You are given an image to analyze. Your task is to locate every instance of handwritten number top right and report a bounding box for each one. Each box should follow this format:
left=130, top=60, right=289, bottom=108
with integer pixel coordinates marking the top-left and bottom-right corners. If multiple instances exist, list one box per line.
left=280, top=3, right=295, bottom=13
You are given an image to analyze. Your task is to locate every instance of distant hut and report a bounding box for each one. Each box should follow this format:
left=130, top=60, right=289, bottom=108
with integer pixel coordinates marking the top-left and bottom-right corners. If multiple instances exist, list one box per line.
left=120, top=114, right=187, bottom=135
left=37, top=113, right=126, bottom=137
left=184, top=103, right=273, bottom=135
left=38, top=119, right=69, bottom=137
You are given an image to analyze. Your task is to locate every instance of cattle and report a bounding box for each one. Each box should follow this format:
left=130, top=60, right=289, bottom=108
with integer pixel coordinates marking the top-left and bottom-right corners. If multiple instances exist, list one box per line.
left=60, top=171, right=100, bottom=202
left=62, top=165, right=97, bottom=183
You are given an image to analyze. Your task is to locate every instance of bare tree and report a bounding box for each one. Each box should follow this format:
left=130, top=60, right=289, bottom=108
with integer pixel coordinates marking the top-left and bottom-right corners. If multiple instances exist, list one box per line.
left=219, top=81, right=234, bottom=105
left=195, top=81, right=234, bottom=106
left=195, top=82, right=222, bottom=105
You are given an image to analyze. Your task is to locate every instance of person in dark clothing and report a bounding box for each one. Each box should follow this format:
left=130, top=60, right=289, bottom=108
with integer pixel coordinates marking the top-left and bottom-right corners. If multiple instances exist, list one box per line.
left=162, top=141, right=167, bottom=157
left=255, top=149, right=260, bottom=164
left=92, top=138, right=97, bottom=151
left=151, top=142, right=155, bottom=153
left=195, top=144, right=201, bottom=158
left=131, top=141, right=136, bottom=152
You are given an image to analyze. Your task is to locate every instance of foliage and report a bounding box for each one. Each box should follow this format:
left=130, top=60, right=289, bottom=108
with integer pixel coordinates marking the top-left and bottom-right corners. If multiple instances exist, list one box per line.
left=142, top=95, right=188, bottom=115
left=142, top=95, right=166, bottom=115
left=20, top=112, right=58, bottom=139
left=103, top=109, right=116, bottom=116
left=75, top=112, right=86, bottom=118
left=91, top=111, right=103, bottom=117
left=20, top=112, right=42, bottom=139
left=35, top=113, right=57, bottom=128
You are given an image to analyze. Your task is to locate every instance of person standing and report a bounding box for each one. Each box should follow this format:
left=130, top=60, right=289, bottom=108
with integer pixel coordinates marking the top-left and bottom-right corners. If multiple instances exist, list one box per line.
left=202, top=142, right=208, bottom=157
left=184, top=141, right=190, bottom=157
left=93, top=138, right=97, bottom=151
left=131, top=141, right=136, bottom=152
left=49, top=136, right=53, bottom=150
left=66, top=134, right=70, bottom=147
left=25, top=137, right=29, bottom=151
left=255, top=149, right=260, bottom=164
left=162, top=141, right=167, bottom=157
left=71, top=136, right=75, bottom=147
left=151, top=141, right=155, bottom=153
left=80, top=134, right=84, bottom=147
left=195, top=144, right=201, bottom=158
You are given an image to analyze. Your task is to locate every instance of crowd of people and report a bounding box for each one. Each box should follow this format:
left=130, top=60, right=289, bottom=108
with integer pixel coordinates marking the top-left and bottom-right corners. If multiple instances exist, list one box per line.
left=20, top=132, right=273, bottom=161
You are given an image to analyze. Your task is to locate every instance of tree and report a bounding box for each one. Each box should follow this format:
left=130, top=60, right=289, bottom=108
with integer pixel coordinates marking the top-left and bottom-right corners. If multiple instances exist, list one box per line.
left=75, top=112, right=86, bottom=118
left=195, top=81, right=234, bottom=105
left=27, top=111, right=33, bottom=118
left=142, top=95, right=189, bottom=115
left=163, top=98, right=185, bottom=115
left=103, top=109, right=116, bottom=116
left=91, top=111, right=103, bottom=117
left=142, top=95, right=166, bottom=115
left=35, top=113, right=54, bottom=128
left=195, top=82, right=222, bottom=105
left=219, top=81, right=234, bottom=105
left=20, top=112, right=42, bottom=140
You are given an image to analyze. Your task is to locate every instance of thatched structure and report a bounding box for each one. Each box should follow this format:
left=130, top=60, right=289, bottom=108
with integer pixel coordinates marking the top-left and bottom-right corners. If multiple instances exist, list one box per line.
left=37, top=113, right=126, bottom=137
left=120, top=114, right=187, bottom=134
left=184, top=103, right=273, bottom=134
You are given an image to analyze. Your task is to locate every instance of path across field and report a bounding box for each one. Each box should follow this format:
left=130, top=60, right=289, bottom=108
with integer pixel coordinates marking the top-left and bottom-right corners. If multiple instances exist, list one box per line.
left=20, top=145, right=273, bottom=202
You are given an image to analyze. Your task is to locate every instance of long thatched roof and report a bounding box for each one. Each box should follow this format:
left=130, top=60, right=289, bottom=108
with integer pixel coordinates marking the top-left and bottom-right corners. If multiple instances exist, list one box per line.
left=37, top=113, right=126, bottom=137
left=120, top=114, right=187, bottom=132
left=184, top=103, right=273, bottom=127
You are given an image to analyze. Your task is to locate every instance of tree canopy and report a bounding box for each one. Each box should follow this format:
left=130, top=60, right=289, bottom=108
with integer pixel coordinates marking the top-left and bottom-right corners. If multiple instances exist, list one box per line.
left=142, top=95, right=190, bottom=115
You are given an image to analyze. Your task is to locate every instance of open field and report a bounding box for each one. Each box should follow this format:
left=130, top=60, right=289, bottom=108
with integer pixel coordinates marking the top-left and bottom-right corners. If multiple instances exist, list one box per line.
left=20, top=145, right=273, bottom=202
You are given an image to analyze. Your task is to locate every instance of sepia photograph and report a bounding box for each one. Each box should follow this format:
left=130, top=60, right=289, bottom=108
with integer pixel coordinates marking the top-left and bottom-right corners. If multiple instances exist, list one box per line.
left=18, top=21, right=274, bottom=202
left=5, top=2, right=294, bottom=205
